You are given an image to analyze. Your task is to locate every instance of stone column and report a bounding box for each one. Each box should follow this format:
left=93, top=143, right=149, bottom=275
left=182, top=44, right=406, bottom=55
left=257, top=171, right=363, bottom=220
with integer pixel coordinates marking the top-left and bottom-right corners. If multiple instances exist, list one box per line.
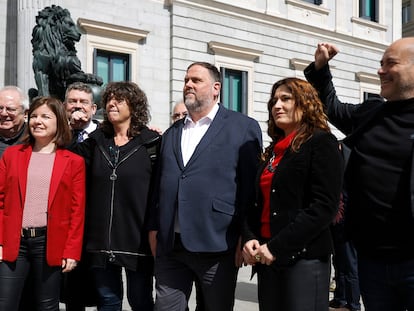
left=17, top=0, right=61, bottom=96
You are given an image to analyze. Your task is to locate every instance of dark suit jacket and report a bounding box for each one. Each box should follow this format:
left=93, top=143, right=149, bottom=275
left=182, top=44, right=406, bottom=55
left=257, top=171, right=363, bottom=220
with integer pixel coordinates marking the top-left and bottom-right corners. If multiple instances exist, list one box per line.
left=150, top=105, right=262, bottom=255
left=0, top=144, right=86, bottom=266
left=243, top=131, right=343, bottom=266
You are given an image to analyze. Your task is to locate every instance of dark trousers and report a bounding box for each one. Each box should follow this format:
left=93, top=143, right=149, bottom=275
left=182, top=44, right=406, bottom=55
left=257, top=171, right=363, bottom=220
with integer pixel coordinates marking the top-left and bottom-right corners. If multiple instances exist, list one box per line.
left=331, top=238, right=361, bottom=310
left=0, top=235, right=61, bottom=311
left=92, top=257, right=154, bottom=311
left=186, top=280, right=205, bottom=311
left=154, top=241, right=238, bottom=311
left=358, top=256, right=414, bottom=311
left=62, top=259, right=98, bottom=311
left=256, top=258, right=330, bottom=311
left=63, top=264, right=87, bottom=311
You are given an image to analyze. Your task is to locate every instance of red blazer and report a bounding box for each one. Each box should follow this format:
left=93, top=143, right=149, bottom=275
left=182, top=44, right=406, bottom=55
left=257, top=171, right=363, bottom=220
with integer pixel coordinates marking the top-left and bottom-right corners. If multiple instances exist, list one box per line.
left=0, top=144, right=86, bottom=266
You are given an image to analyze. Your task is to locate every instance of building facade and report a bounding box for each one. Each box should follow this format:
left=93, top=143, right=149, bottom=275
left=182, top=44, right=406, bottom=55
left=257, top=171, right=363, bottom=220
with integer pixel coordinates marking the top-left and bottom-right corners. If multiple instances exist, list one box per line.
left=402, top=0, right=414, bottom=36
left=0, top=0, right=401, bottom=138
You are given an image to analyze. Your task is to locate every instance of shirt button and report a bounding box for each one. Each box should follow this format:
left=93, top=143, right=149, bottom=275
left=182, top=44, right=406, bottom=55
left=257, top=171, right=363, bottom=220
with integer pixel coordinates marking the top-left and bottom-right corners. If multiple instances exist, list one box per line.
left=271, top=189, right=276, bottom=193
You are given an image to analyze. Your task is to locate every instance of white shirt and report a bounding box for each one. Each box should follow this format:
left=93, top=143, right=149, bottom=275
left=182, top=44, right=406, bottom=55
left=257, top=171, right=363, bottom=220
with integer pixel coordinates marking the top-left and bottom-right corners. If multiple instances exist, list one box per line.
left=79, top=120, right=98, bottom=141
left=181, top=103, right=219, bottom=166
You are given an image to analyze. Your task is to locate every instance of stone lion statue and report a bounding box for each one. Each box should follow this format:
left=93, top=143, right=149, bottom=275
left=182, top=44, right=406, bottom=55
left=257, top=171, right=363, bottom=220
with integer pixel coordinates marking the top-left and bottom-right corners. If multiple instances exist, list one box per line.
left=31, top=5, right=102, bottom=101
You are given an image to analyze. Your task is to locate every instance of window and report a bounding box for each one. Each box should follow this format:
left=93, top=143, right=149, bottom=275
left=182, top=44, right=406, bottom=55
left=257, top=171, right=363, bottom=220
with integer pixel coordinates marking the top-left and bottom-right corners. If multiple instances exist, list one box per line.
left=302, top=0, right=322, bottom=4
left=208, top=41, right=262, bottom=116
left=94, top=50, right=130, bottom=85
left=355, top=72, right=380, bottom=102
left=220, top=68, right=247, bottom=114
left=78, top=18, right=148, bottom=84
left=359, top=0, right=378, bottom=22
left=363, top=92, right=382, bottom=101
left=403, top=1, right=412, bottom=24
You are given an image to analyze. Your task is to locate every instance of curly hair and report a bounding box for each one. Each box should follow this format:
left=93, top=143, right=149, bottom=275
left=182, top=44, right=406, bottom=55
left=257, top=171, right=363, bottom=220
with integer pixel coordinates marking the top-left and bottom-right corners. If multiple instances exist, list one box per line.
left=21, top=96, right=72, bottom=147
left=101, top=81, right=150, bottom=137
left=263, top=77, right=330, bottom=160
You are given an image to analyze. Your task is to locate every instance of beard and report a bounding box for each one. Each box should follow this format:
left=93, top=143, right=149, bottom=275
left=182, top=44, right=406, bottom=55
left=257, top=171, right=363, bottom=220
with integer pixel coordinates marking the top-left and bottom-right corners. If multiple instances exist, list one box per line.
left=184, top=93, right=210, bottom=113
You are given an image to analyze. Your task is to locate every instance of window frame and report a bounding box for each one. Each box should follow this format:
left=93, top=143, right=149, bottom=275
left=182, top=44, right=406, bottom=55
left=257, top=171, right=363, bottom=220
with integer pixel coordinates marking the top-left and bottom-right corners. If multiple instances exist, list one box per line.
left=402, top=0, right=412, bottom=24
left=208, top=41, right=262, bottom=117
left=77, top=18, right=148, bottom=84
left=359, top=0, right=379, bottom=22
left=94, top=49, right=131, bottom=84
left=356, top=71, right=381, bottom=102
left=302, top=0, right=322, bottom=4
left=220, top=67, right=248, bottom=114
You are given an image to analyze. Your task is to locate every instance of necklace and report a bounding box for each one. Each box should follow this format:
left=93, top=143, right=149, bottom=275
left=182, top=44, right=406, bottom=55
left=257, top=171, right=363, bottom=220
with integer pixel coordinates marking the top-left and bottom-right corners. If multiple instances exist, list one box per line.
left=267, top=151, right=277, bottom=173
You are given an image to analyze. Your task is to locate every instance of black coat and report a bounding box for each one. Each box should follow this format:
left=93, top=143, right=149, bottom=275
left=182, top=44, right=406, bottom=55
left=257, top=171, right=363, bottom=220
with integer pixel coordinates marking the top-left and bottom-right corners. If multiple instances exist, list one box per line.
left=243, top=131, right=343, bottom=266
left=73, top=127, right=161, bottom=270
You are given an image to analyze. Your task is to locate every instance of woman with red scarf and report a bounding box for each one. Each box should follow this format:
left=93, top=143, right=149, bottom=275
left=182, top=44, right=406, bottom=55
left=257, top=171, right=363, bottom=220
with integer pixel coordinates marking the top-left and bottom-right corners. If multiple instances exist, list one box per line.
left=242, top=78, right=343, bottom=311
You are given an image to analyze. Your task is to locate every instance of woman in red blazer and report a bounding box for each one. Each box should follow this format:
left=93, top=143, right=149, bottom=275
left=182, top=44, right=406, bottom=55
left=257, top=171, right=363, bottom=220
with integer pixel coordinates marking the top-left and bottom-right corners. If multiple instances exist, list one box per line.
left=0, top=96, right=86, bottom=311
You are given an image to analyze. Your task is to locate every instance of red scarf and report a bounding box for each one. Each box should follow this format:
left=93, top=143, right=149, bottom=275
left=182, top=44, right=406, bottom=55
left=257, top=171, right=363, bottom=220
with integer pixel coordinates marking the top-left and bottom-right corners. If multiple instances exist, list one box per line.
left=260, top=131, right=296, bottom=238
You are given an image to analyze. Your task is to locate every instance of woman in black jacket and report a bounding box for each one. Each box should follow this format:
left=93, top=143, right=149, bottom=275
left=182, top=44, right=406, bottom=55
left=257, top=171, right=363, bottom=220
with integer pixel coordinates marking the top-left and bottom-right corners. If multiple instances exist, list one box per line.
left=73, top=81, right=160, bottom=311
left=242, top=77, right=343, bottom=311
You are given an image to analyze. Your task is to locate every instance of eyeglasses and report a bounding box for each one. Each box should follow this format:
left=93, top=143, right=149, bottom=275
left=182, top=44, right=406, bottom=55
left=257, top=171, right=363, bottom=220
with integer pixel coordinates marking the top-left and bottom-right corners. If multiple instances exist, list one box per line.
left=0, top=106, right=21, bottom=115
left=172, top=112, right=188, bottom=121
left=66, top=99, right=93, bottom=106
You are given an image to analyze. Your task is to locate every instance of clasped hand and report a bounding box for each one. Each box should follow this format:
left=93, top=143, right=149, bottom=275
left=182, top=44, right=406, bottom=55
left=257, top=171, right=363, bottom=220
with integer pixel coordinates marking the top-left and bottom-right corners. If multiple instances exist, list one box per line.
left=242, top=239, right=275, bottom=266
left=62, top=258, right=78, bottom=273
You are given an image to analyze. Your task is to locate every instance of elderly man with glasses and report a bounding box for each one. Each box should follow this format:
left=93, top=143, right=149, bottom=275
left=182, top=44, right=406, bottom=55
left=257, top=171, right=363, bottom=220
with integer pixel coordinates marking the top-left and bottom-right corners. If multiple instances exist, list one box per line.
left=171, top=101, right=188, bottom=123
left=0, top=86, right=29, bottom=157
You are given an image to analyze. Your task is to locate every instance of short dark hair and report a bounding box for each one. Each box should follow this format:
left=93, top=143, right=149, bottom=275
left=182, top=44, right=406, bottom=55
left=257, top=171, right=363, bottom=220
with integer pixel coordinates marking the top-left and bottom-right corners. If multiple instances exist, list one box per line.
left=187, top=62, right=221, bottom=84
left=21, top=96, right=72, bottom=147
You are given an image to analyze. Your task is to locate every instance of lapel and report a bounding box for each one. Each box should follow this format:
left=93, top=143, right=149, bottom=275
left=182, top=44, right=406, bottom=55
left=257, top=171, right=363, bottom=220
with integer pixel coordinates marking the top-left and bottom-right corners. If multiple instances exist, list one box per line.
left=183, top=105, right=227, bottom=168
left=409, top=134, right=414, bottom=218
left=17, top=145, right=32, bottom=208
left=48, top=149, right=68, bottom=210
left=172, top=120, right=185, bottom=169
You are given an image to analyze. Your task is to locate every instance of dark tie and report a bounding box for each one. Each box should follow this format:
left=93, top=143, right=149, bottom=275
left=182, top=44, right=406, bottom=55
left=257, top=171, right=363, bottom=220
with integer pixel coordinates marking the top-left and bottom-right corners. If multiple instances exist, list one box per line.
left=76, top=130, right=86, bottom=142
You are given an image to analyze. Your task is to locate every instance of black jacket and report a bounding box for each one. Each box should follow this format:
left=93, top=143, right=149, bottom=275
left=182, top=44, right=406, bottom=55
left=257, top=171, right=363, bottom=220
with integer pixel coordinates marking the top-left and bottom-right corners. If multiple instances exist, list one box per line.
left=305, top=63, right=414, bottom=261
left=73, top=127, right=161, bottom=270
left=243, top=131, right=343, bottom=266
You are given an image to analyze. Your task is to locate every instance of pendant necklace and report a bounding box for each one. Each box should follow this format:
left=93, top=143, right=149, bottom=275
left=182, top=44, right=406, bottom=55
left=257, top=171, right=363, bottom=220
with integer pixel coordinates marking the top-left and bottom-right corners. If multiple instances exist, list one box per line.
left=267, top=151, right=277, bottom=173
left=109, top=145, right=120, bottom=181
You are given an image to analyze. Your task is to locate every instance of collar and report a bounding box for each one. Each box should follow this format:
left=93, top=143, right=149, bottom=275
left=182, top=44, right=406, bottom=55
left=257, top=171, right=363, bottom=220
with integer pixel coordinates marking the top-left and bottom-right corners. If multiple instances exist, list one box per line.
left=84, top=120, right=99, bottom=134
left=183, top=103, right=220, bottom=126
